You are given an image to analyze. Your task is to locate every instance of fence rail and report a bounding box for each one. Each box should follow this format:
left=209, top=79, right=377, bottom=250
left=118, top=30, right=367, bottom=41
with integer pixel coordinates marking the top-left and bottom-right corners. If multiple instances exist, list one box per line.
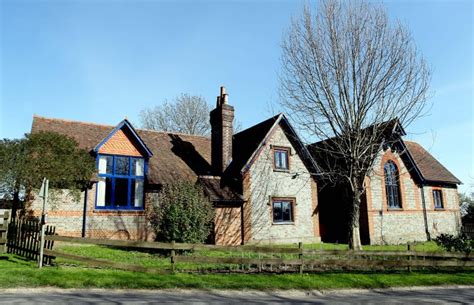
left=44, top=235, right=473, bottom=259
left=175, top=255, right=474, bottom=268
left=42, top=235, right=473, bottom=274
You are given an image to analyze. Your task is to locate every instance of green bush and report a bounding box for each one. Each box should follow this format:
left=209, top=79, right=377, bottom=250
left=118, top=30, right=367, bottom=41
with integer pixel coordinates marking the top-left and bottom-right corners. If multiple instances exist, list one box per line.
left=434, top=233, right=473, bottom=254
left=149, top=181, right=214, bottom=244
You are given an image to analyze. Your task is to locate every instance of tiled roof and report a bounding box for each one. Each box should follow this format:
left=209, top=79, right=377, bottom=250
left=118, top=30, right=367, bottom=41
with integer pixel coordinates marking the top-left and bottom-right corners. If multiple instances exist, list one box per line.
left=404, top=141, right=461, bottom=185
left=31, top=115, right=213, bottom=186
left=197, top=176, right=244, bottom=202
left=306, top=119, right=461, bottom=186
left=225, top=114, right=281, bottom=176
left=31, top=113, right=320, bottom=200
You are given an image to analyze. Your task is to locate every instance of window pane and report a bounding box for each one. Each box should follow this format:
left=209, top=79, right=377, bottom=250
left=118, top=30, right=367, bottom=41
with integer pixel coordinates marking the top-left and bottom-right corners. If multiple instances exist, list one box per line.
left=282, top=201, right=292, bottom=221
left=393, top=187, right=400, bottom=208
left=273, top=202, right=282, bottom=222
left=114, top=178, right=129, bottom=207
left=387, top=187, right=393, bottom=207
left=434, top=190, right=443, bottom=208
left=96, top=178, right=106, bottom=207
left=132, top=159, right=144, bottom=176
left=281, top=152, right=288, bottom=169
left=105, top=177, right=113, bottom=207
left=115, top=156, right=130, bottom=175
left=132, top=179, right=144, bottom=208
left=98, top=156, right=113, bottom=174
left=274, top=151, right=280, bottom=167
left=274, top=150, right=288, bottom=170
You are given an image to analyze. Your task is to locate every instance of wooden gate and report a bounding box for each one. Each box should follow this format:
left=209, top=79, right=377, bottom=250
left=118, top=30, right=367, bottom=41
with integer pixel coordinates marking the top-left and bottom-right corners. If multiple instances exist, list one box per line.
left=6, top=218, right=56, bottom=265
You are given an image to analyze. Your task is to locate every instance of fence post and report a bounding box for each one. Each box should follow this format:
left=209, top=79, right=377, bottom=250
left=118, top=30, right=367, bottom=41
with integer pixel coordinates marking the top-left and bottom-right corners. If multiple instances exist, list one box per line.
left=38, top=224, right=45, bottom=268
left=407, top=243, right=411, bottom=272
left=298, top=242, right=303, bottom=275
left=1, top=211, right=9, bottom=253
left=170, top=240, right=175, bottom=273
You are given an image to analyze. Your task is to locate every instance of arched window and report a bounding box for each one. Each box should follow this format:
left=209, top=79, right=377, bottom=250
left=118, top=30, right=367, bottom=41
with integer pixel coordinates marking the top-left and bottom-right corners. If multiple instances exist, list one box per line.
left=384, top=161, right=402, bottom=209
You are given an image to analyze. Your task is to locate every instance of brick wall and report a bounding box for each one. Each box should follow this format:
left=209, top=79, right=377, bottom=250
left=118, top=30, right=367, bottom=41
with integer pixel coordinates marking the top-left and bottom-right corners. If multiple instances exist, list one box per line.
left=366, top=148, right=461, bottom=245
left=29, top=185, right=154, bottom=240
left=27, top=126, right=153, bottom=240
left=247, top=126, right=320, bottom=244
left=214, top=205, right=242, bottom=245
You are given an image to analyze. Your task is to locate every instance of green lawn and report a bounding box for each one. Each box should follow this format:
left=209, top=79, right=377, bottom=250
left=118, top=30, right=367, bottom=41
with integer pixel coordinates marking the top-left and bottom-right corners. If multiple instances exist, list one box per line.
left=1, top=254, right=473, bottom=289
left=53, top=241, right=446, bottom=272
left=0, top=241, right=472, bottom=289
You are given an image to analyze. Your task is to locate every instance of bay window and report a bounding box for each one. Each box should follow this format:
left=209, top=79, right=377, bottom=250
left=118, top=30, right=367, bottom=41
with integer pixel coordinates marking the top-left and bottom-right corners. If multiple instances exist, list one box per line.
left=96, top=155, right=145, bottom=210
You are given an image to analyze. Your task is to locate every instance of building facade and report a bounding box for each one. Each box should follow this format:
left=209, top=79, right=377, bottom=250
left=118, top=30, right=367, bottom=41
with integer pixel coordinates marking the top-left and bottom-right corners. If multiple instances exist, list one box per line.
left=27, top=87, right=460, bottom=246
left=28, top=87, right=321, bottom=245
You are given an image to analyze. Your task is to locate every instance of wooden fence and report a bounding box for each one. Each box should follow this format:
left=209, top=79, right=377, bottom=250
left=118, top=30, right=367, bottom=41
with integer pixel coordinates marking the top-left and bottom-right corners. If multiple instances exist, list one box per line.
left=0, top=211, right=10, bottom=253
left=43, top=235, right=474, bottom=274
left=463, top=223, right=474, bottom=239
left=7, top=218, right=56, bottom=265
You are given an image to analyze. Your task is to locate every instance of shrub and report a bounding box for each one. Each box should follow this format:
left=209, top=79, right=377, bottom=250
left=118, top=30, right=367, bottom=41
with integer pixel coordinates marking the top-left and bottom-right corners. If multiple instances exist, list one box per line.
left=434, top=233, right=473, bottom=254
left=149, top=181, right=214, bottom=244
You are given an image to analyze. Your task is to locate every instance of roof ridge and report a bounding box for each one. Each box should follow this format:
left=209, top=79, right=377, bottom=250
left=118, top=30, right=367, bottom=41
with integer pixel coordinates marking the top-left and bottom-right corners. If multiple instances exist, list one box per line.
left=33, top=115, right=211, bottom=139
left=33, top=115, right=116, bottom=128
left=138, top=128, right=210, bottom=139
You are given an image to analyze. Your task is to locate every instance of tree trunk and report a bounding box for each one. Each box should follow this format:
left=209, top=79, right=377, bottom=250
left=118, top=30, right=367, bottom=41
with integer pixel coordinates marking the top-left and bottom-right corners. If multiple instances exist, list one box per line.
left=11, top=190, right=19, bottom=220
left=348, top=180, right=363, bottom=250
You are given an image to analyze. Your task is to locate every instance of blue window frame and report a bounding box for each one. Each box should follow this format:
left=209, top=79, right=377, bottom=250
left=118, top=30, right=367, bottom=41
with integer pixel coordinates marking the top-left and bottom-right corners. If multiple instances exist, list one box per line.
left=95, top=154, right=146, bottom=210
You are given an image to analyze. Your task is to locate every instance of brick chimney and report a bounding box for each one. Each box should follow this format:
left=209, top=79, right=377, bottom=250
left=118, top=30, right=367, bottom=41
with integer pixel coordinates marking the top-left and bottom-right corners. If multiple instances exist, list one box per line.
left=210, top=86, right=234, bottom=175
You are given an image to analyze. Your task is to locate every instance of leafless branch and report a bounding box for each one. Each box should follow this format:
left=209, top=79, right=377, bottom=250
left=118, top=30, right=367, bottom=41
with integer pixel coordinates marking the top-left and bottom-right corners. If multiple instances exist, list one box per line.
left=279, top=0, right=430, bottom=249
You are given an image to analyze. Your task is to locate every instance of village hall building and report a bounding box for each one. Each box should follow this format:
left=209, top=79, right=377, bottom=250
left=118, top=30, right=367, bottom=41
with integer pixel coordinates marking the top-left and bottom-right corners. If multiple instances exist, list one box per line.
left=28, top=87, right=462, bottom=245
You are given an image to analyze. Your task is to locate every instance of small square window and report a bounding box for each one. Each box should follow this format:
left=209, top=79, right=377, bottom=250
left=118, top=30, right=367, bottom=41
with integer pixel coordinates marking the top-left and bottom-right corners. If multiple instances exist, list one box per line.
left=272, top=199, right=294, bottom=223
left=274, top=148, right=289, bottom=170
left=433, top=190, right=444, bottom=209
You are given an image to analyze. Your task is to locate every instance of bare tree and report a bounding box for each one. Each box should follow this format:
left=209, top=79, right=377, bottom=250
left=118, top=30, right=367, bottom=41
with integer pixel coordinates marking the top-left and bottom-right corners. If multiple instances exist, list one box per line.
left=140, top=93, right=243, bottom=136
left=140, top=94, right=211, bottom=136
left=280, top=0, right=430, bottom=249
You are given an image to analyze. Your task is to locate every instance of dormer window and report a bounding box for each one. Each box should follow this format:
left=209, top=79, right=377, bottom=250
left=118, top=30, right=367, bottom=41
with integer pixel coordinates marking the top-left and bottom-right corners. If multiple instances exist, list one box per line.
left=96, top=155, right=145, bottom=210
left=273, top=146, right=290, bottom=171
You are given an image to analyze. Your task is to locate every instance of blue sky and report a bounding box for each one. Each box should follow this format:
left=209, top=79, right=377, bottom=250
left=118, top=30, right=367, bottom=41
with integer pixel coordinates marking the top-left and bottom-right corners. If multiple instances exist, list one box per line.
left=1, top=0, right=472, bottom=192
